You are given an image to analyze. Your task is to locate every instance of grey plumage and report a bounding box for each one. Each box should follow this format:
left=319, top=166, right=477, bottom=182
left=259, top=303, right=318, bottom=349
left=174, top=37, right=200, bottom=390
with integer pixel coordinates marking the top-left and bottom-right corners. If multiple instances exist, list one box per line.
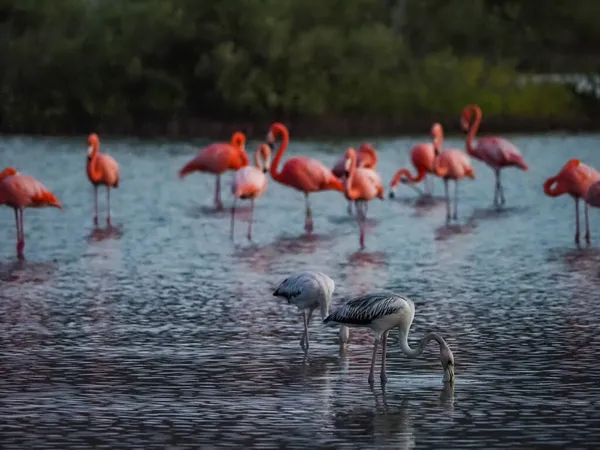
left=324, top=291, right=409, bottom=326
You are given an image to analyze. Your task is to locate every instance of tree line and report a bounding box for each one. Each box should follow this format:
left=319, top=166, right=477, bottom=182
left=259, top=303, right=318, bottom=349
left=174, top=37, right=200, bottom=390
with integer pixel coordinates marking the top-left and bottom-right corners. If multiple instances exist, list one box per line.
left=0, top=0, right=598, bottom=136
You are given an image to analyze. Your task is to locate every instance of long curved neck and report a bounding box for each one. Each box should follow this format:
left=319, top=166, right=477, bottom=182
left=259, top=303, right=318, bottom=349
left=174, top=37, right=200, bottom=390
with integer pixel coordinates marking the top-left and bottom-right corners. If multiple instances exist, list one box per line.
left=543, top=176, right=567, bottom=197
left=399, top=330, right=449, bottom=358
left=88, top=145, right=102, bottom=181
left=0, top=167, right=17, bottom=181
left=465, top=106, right=482, bottom=157
left=269, top=126, right=289, bottom=181
left=253, top=150, right=263, bottom=170
left=433, top=153, right=448, bottom=178
left=344, top=153, right=359, bottom=199
left=391, top=168, right=425, bottom=186
left=358, top=146, right=377, bottom=168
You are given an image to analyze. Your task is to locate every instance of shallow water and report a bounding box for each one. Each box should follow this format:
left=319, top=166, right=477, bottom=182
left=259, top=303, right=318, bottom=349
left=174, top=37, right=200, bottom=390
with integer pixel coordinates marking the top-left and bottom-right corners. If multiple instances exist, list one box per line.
left=1, top=132, right=600, bottom=449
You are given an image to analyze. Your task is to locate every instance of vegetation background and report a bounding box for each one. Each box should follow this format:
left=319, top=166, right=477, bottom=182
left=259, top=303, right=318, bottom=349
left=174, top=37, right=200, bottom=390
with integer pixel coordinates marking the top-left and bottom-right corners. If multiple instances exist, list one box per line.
left=1, top=0, right=599, bottom=137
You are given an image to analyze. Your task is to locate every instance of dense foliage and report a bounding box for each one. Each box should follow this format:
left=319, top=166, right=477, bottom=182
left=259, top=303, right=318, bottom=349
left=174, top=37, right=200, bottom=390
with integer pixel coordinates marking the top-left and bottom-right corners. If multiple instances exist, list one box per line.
left=0, top=0, right=598, bottom=134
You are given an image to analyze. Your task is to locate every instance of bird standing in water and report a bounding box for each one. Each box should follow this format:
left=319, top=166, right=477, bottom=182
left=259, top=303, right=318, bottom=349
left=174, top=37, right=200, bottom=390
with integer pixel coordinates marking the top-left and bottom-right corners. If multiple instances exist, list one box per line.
left=87, top=133, right=120, bottom=226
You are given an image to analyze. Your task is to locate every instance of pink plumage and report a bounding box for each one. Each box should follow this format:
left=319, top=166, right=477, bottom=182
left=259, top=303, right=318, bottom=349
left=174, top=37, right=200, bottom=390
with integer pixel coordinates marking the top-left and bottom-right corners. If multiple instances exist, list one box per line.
left=87, top=133, right=120, bottom=226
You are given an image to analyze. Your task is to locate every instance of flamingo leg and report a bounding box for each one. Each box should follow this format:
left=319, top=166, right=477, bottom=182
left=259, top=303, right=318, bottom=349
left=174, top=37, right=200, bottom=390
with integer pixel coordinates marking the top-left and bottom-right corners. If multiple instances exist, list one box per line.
left=215, top=175, right=223, bottom=210
left=380, top=331, right=388, bottom=384
left=304, top=193, right=313, bottom=233
left=356, top=201, right=366, bottom=249
left=444, top=179, right=451, bottom=223
left=106, top=187, right=111, bottom=226
left=14, top=208, right=22, bottom=257
left=575, top=198, right=581, bottom=245
left=498, top=170, right=506, bottom=205
left=453, top=180, right=459, bottom=220
left=247, top=199, right=255, bottom=240
left=300, top=310, right=309, bottom=351
left=368, top=337, right=379, bottom=384
left=17, top=208, right=25, bottom=258
left=230, top=197, right=237, bottom=239
left=93, top=185, right=98, bottom=226
left=585, top=201, right=591, bottom=245
left=347, top=200, right=353, bottom=215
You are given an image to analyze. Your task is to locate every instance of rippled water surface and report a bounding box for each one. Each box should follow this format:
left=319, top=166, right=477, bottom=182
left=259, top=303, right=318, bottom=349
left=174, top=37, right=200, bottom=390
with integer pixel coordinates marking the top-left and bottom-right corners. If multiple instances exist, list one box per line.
left=2, top=132, right=600, bottom=449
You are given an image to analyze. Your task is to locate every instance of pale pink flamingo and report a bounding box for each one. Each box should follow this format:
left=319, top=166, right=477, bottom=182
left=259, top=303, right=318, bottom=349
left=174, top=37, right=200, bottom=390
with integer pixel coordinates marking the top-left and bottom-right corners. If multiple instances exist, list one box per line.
left=87, top=133, right=120, bottom=226
left=389, top=123, right=442, bottom=198
left=332, top=143, right=378, bottom=214
left=231, top=144, right=272, bottom=240
left=267, top=123, right=344, bottom=233
left=179, top=131, right=250, bottom=209
left=544, top=159, right=600, bottom=245
left=461, top=104, right=528, bottom=206
left=343, top=147, right=384, bottom=248
left=431, top=130, right=475, bottom=222
left=0, top=167, right=63, bottom=258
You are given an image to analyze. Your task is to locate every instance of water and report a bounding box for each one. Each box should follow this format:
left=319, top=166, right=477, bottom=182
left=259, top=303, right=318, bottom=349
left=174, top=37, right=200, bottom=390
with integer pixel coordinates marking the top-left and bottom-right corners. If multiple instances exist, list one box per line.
left=1, top=132, right=600, bottom=449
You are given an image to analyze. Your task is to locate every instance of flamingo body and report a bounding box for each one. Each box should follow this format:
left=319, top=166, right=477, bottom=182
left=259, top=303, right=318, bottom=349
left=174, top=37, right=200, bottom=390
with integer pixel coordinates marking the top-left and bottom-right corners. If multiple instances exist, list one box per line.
left=585, top=180, right=600, bottom=208
left=0, top=168, right=62, bottom=258
left=87, top=133, right=120, bottom=225
left=433, top=147, right=475, bottom=222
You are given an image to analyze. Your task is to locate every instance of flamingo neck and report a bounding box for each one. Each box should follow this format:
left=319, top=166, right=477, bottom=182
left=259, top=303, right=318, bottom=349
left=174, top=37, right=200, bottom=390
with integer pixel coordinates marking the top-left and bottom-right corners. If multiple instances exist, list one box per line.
left=465, top=106, right=482, bottom=157
left=0, top=167, right=17, bottom=181
left=391, top=168, right=425, bottom=188
left=344, top=152, right=359, bottom=199
left=543, top=176, right=567, bottom=197
left=88, top=145, right=102, bottom=182
left=398, top=329, right=449, bottom=359
left=269, top=125, right=289, bottom=181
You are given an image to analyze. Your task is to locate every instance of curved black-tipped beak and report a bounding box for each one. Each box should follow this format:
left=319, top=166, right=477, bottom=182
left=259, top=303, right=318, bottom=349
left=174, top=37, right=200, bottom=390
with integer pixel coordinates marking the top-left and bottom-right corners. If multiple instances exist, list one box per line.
left=266, top=141, right=275, bottom=150
left=262, top=167, right=268, bottom=174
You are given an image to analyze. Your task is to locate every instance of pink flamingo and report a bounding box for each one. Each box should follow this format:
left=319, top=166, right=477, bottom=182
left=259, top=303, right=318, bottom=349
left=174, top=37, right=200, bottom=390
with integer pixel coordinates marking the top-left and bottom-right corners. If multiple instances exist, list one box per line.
left=461, top=104, right=528, bottom=206
left=0, top=167, right=63, bottom=258
left=343, top=147, right=384, bottom=248
left=332, top=143, right=378, bottom=214
left=179, top=131, right=250, bottom=209
left=87, top=133, right=120, bottom=226
left=231, top=144, right=272, bottom=240
left=431, top=128, right=475, bottom=222
left=544, top=159, right=600, bottom=245
left=389, top=123, right=441, bottom=198
left=267, top=123, right=344, bottom=232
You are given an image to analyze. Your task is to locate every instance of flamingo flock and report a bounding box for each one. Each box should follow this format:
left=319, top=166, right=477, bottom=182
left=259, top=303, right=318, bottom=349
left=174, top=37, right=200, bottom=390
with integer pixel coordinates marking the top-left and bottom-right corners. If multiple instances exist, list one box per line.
left=2, top=103, right=600, bottom=260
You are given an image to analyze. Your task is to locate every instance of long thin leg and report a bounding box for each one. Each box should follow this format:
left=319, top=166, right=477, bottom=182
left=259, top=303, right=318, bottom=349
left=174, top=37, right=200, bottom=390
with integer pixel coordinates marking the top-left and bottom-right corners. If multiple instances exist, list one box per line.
left=493, top=169, right=499, bottom=206
left=498, top=170, right=505, bottom=205
left=14, top=208, right=22, bottom=257
left=230, top=197, right=236, bottom=239
left=453, top=180, right=459, bottom=220
left=215, top=175, right=223, bottom=210
left=93, top=185, right=98, bottom=226
left=368, top=337, right=379, bottom=384
left=304, top=193, right=313, bottom=233
left=444, top=179, right=451, bottom=223
left=575, top=198, right=580, bottom=245
left=247, top=199, right=255, bottom=240
left=106, top=187, right=111, bottom=226
left=585, top=201, right=591, bottom=245
left=380, top=332, right=388, bottom=384
left=359, top=201, right=366, bottom=249
left=300, top=310, right=309, bottom=351
left=17, top=208, right=24, bottom=258
left=347, top=200, right=353, bottom=215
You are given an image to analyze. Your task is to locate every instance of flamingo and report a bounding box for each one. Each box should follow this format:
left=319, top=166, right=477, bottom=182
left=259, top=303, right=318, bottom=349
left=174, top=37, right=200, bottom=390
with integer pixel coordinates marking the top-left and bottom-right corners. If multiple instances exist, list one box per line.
left=461, top=104, right=528, bottom=206
left=230, top=144, right=271, bottom=240
left=332, top=143, right=378, bottom=214
left=266, top=123, right=344, bottom=232
left=431, top=126, right=475, bottom=223
left=179, top=131, right=250, bottom=210
left=585, top=180, right=600, bottom=210
left=87, top=133, right=120, bottom=226
left=389, top=123, right=441, bottom=198
left=0, top=167, right=63, bottom=258
left=543, top=159, right=600, bottom=245
left=343, top=147, right=384, bottom=249
left=324, top=291, right=455, bottom=385
left=273, top=271, right=335, bottom=352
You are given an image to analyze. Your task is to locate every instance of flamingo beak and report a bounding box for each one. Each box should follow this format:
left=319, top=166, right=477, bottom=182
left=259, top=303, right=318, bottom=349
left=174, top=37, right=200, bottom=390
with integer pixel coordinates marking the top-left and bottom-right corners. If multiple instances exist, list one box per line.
left=87, top=145, right=93, bottom=157
left=461, top=118, right=470, bottom=133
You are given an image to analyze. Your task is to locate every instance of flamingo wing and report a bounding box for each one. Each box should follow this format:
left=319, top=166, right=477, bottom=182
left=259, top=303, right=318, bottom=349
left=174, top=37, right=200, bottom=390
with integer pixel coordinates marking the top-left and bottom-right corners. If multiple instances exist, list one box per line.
left=477, top=137, right=527, bottom=169
left=232, top=166, right=267, bottom=198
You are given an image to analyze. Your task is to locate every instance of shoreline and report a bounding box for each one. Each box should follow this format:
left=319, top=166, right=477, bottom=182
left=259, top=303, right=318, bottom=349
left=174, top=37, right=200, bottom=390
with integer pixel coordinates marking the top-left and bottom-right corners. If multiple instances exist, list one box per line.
left=0, top=115, right=597, bottom=141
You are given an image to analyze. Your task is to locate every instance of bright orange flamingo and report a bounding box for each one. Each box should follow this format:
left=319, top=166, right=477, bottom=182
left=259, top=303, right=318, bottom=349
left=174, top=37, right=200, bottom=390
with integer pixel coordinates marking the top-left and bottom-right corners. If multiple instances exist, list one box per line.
left=87, top=133, right=120, bottom=226
left=0, top=167, right=62, bottom=259
left=343, top=147, right=384, bottom=248
left=231, top=144, right=272, bottom=240
left=267, top=123, right=344, bottom=232
left=332, top=143, right=378, bottom=214
left=543, top=159, right=600, bottom=245
left=179, top=131, right=250, bottom=210
left=431, top=138, right=475, bottom=223
left=389, top=123, right=442, bottom=198
left=461, top=105, right=528, bottom=206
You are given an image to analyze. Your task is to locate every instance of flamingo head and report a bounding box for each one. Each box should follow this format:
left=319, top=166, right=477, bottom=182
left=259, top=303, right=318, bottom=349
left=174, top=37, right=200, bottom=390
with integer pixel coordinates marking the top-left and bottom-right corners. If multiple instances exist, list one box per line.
left=461, top=104, right=481, bottom=133
left=441, top=346, right=455, bottom=383
left=0, top=167, right=18, bottom=180
left=257, top=143, right=271, bottom=173
left=343, top=147, right=357, bottom=177
left=266, top=122, right=288, bottom=151
left=231, top=131, right=246, bottom=150
left=431, top=122, right=443, bottom=153
left=88, top=133, right=99, bottom=157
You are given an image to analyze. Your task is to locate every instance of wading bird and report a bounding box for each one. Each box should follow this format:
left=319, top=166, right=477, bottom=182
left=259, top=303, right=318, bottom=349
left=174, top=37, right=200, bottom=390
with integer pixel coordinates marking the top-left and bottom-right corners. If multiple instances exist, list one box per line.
left=231, top=144, right=271, bottom=240
left=273, top=271, right=335, bottom=352
left=266, top=123, right=344, bottom=232
left=543, top=159, right=600, bottom=245
left=389, top=123, right=441, bottom=198
left=332, top=143, right=378, bottom=214
left=87, top=133, right=120, bottom=226
left=343, top=147, right=384, bottom=248
left=179, top=131, right=249, bottom=210
left=0, top=167, right=62, bottom=258
left=461, top=104, right=528, bottom=206
left=324, top=291, right=455, bottom=385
